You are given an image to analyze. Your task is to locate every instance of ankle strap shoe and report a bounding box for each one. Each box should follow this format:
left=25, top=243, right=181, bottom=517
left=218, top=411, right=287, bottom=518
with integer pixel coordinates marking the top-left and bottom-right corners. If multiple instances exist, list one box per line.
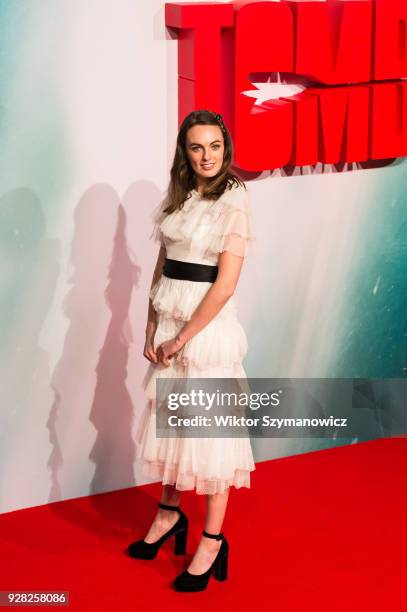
left=127, top=501, right=188, bottom=560
left=173, top=531, right=229, bottom=592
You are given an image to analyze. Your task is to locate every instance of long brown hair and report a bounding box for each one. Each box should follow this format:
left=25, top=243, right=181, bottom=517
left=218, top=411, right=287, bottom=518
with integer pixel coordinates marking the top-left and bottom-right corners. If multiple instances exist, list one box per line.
left=164, top=109, right=245, bottom=214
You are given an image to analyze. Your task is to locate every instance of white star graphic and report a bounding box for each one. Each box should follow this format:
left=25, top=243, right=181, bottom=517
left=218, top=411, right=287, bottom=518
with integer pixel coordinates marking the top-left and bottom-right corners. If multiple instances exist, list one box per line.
left=242, top=73, right=306, bottom=105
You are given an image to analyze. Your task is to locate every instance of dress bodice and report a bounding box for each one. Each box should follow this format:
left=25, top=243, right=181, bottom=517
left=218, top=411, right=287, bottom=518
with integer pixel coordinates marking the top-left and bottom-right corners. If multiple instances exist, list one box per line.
left=150, top=182, right=254, bottom=265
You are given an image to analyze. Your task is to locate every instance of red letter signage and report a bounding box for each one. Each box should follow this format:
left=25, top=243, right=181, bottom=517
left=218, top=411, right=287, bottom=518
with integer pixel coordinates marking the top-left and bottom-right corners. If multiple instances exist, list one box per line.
left=166, top=0, right=407, bottom=171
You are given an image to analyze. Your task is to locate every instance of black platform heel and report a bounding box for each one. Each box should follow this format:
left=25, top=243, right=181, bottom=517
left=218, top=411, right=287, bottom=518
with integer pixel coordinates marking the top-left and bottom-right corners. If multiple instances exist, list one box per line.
left=173, top=530, right=229, bottom=592
left=127, top=502, right=188, bottom=560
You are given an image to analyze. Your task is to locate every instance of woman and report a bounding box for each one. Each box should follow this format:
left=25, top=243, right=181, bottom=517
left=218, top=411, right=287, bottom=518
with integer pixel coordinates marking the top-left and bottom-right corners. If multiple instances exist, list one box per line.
left=128, top=109, right=255, bottom=592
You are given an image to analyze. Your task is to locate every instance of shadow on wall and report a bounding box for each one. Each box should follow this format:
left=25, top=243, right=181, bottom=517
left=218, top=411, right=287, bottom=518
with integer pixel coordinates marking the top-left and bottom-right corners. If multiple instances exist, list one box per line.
left=0, top=188, right=59, bottom=512
left=47, top=181, right=162, bottom=512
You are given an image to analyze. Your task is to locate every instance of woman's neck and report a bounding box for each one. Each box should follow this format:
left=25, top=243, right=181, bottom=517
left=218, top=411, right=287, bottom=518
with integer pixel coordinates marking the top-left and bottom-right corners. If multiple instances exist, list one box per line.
left=194, top=177, right=208, bottom=195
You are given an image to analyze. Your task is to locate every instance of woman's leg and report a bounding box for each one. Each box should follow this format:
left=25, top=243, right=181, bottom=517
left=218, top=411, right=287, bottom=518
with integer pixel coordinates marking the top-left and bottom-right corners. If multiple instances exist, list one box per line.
left=144, top=484, right=182, bottom=543
left=187, top=488, right=230, bottom=574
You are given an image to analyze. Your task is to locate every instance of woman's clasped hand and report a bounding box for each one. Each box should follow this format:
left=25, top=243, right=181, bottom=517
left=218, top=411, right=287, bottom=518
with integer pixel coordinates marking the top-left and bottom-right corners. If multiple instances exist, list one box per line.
left=143, top=329, right=185, bottom=367
left=156, top=336, right=185, bottom=367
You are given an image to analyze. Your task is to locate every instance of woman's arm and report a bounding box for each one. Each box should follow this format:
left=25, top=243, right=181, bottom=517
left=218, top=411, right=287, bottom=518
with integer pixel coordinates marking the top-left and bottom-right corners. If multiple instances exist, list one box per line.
left=177, top=251, right=243, bottom=343
left=156, top=250, right=244, bottom=366
left=144, top=245, right=166, bottom=363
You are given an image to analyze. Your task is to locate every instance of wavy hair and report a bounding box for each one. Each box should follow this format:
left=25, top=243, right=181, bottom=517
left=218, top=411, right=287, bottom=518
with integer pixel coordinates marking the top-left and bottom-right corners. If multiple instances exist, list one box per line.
left=164, top=109, right=245, bottom=214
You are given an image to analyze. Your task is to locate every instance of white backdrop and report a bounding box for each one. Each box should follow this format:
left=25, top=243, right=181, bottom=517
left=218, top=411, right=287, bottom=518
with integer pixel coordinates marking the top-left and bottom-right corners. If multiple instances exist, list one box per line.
left=0, top=0, right=395, bottom=514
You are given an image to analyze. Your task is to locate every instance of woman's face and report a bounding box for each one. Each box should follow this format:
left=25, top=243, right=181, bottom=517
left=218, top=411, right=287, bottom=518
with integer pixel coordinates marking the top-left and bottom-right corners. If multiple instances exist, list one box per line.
left=185, top=124, right=225, bottom=184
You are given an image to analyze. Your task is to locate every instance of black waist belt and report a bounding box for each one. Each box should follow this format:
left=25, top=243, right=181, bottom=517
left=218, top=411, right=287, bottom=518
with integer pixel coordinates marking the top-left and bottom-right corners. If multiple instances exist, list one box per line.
left=163, top=258, right=218, bottom=283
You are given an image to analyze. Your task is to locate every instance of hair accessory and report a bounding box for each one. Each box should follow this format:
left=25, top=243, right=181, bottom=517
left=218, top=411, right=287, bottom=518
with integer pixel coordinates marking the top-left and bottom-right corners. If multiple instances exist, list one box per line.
left=214, top=112, right=226, bottom=131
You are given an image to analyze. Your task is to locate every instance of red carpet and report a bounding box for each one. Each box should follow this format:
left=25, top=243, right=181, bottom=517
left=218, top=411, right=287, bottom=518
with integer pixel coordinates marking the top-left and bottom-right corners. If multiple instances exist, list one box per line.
left=0, top=438, right=405, bottom=611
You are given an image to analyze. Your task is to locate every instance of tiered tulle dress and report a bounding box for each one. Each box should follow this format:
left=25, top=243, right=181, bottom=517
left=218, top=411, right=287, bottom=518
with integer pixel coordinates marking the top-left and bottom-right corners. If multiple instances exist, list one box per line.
left=136, top=181, right=256, bottom=495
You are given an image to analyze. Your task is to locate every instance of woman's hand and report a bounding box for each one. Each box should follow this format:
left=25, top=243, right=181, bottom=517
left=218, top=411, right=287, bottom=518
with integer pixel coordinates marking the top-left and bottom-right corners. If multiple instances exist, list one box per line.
left=156, top=336, right=185, bottom=367
left=144, top=322, right=158, bottom=363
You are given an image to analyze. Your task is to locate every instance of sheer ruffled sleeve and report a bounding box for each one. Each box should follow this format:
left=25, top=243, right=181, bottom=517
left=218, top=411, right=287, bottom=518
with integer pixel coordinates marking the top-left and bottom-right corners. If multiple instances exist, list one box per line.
left=149, top=195, right=168, bottom=246
left=204, top=183, right=255, bottom=259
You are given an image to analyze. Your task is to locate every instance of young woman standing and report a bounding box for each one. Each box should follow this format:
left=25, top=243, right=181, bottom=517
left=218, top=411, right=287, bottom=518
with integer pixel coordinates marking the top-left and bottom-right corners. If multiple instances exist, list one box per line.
left=128, top=109, right=255, bottom=592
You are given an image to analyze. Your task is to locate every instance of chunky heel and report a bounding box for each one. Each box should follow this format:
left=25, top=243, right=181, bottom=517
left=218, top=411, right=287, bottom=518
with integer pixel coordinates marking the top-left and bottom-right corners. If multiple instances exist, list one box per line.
left=213, top=550, right=228, bottom=581
left=173, top=529, right=229, bottom=592
left=174, top=525, right=188, bottom=555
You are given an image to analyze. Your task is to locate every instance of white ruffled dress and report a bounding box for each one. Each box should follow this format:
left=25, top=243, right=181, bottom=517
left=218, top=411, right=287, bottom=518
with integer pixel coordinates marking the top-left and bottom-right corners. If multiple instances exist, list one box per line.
left=136, top=182, right=256, bottom=495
